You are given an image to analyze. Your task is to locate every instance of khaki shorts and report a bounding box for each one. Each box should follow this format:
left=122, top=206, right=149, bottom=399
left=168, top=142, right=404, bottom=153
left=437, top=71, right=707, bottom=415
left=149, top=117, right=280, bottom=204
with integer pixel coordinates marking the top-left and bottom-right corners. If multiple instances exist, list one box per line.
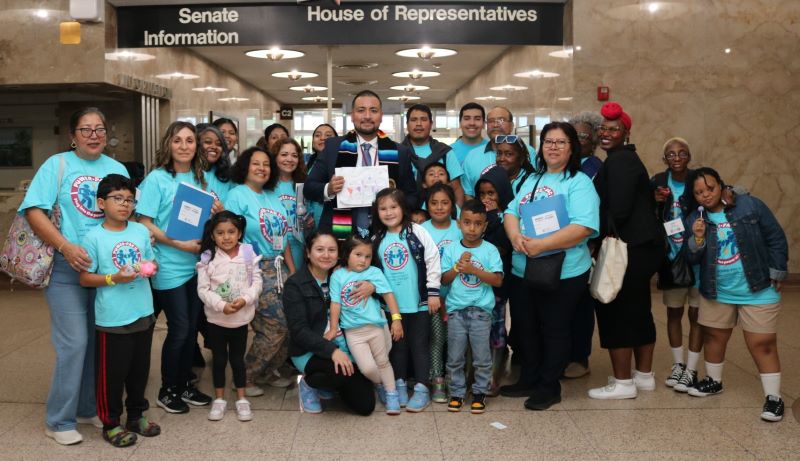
left=663, top=286, right=701, bottom=308
left=698, top=297, right=780, bottom=334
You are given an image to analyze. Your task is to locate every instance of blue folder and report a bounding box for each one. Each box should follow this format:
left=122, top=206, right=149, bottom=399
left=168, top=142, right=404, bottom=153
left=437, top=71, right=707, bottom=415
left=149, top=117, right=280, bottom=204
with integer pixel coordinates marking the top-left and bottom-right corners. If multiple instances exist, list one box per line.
left=519, top=194, right=570, bottom=257
left=166, top=182, right=215, bottom=241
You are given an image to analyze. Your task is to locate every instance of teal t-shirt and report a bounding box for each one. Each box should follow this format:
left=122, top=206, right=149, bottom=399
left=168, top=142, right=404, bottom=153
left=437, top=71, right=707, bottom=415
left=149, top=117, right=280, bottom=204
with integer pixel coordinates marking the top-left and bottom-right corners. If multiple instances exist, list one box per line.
left=136, top=168, right=203, bottom=290
left=412, top=143, right=463, bottom=181
left=290, top=278, right=352, bottom=373
left=19, top=151, right=129, bottom=244
left=204, top=167, right=233, bottom=203
left=421, top=219, right=462, bottom=259
left=225, top=184, right=291, bottom=259
left=330, top=266, right=392, bottom=329
left=450, top=138, right=488, bottom=165
left=378, top=232, right=421, bottom=313
left=276, top=180, right=305, bottom=269
left=84, top=222, right=155, bottom=327
left=441, top=240, right=503, bottom=313
left=505, top=171, right=599, bottom=279
left=707, top=211, right=780, bottom=305
left=462, top=143, right=536, bottom=196
left=665, top=173, right=701, bottom=288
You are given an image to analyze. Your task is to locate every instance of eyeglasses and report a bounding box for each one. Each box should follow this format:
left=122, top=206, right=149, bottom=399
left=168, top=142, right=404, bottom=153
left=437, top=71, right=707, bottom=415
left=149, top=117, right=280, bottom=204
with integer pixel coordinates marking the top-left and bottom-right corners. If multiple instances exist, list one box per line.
left=487, top=117, right=509, bottom=126
left=494, top=135, right=518, bottom=144
left=664, top=151, right=690, bottom=160
left=576, top=132, right=591, bottom=140
left=596, top=126, right=622, bottom=134
left=77, top=127, right=107, bottom=138
left=542, top=139, right=570, bottom=150
left=105, top=195, right=137, bottom=206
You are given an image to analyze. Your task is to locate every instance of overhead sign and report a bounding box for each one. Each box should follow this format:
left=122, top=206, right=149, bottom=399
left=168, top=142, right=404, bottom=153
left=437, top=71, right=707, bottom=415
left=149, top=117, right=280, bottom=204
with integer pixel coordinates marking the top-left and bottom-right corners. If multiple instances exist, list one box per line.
left=116, top=2, right=564, bottom=47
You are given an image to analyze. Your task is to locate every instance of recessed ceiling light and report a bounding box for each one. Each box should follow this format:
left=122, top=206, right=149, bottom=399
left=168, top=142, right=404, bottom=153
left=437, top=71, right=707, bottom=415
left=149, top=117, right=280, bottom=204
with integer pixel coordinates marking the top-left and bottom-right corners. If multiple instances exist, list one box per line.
left=155, top=72, right=199, bottom=80
left=34, top=9, right=48, bottom=18
left=245, top=48, right=304, bottom=61
left=489, top=84, right=528, bottom=91
left=475, top=96, right=507, bottom=101
left=575, top=45, right=582, bottom=51
left=272, top=70, right=318, bottom=81
left=548, top=47, right=574, bottom=59
left=290, top=85, right=328, bottom=93
left=647, top=2, right=659, bottom=13
left=395, top=47, right=457, bottom=60
left=388, top=95, right=421, bottom=102
left=724, top=48, right=731, bottom=54
left=105, top=51, right=156, bottom=62
left=192, top=86, right=228, bottom=92
left=513, top=69, right=560, bottom=79
left=392, top=70, right=440, bottom=80
left=218, top=97, right=250, bottom=102
left=302, top=96, right=335, bottom=102
left=390, top=84, right=429, bottom=92
left=558, top=97, right=573, bottom=101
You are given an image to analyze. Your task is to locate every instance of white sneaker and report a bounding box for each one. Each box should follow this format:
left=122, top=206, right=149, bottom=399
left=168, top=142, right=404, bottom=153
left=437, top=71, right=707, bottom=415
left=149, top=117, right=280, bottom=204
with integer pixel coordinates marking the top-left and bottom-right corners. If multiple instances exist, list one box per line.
left=633, top=370, right=656, bottom=391
left=76, top=416, right=103, bottom=428
left=244, top=385, right=264, bottom=397
left=266, top=370, right=293, bottom=388
left=588, top=377, right=638, bottom=400
left=235, top=399, right=253, bottom=422
left=208, top=399, right=227, bottom=421
left=45, top=428, right=83, bottom=445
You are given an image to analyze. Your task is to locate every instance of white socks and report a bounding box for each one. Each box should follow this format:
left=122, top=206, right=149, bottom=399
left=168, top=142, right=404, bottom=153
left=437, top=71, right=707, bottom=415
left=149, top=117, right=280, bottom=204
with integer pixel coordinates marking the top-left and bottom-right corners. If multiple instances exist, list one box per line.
left=687, top=350, right=701, bottom=372
left=671, top=346, right=684, bottom=364
left=705, top=361, right=724, bottom=382
left=760, top=372, right=781, bottom=398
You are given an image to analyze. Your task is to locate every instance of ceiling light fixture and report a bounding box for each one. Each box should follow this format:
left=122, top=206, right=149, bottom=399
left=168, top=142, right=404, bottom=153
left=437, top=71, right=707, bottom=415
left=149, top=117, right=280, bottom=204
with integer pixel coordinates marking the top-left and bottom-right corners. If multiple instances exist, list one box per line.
left=218, top=97, right=250, bottom=102
left=245, top=48, right=304, bottom=61
left=388, top=95, right=421, bottom=102
left=724, top=48, right=731, bottom=54
left=548, top=47, right=574, bottom=59
left=272, top=70, right=318, bottom=81
left=390, top=84, right=429, bottom=92
left=395, top=47, right=457, bottom=60
left=302, top=96, right=335, bottom=102
left=191, top=86, right=228, bottom=92
left=105, top=51, right=156, bottom=62
left=647, top=2, right=659, bottom=13
left=392, top=69, right=440, bottom=80
left=155, top=72, right=199, bottom=80
left=557, top=97, right=573, bottom=101
left=290, top=85, right=327, bottom=93
left=475, top=96, right=507, bottom=101
left=489, top=84, right=528, bottom=91
left=35, top=9, right=48, bottom=18
left=513, top=69, right=560, bottom=79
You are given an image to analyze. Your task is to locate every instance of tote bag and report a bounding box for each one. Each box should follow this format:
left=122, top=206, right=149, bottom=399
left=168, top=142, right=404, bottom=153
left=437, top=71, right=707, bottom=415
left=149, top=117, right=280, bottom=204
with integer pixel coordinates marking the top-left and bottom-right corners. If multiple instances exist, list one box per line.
left=589, top=236, right=627, bottom=303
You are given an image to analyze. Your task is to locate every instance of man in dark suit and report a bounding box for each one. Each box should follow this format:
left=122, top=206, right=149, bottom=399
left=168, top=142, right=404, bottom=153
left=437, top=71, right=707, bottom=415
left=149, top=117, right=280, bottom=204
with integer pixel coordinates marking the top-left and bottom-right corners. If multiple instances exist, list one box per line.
left=305, top=90, right=418, bottom=236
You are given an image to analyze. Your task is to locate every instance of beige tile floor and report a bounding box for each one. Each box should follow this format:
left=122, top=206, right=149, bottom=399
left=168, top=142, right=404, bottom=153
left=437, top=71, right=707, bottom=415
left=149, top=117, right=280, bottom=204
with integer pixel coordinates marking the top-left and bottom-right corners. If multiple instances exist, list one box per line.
left=0, top=287, right=798, bottom=460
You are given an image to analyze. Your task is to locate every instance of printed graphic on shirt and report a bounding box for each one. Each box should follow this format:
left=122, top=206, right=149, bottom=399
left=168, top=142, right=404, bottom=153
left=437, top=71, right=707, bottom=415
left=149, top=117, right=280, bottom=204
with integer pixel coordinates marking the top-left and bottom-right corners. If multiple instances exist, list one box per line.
left=669, top=200, right=684, bottom=246
left=110, top=241, right=142, bottom=269
left=716, top=222, right=740, bottom=265
left=437, top=239, right=452, bottom=258
left=279, top=194, right=297, bottom=230
left=480, top=163, right=497, bottom=177
left=209, top=190, right=220, bottom=201
left=340, top=280, right=360, bottom=308
left=215, top=281, right=233, bottom=301
left=383, top=242, right=410, bottom=270
left=459, top=259, right=485, bottom=288
left=70, top=175, right=104, bottom=218
left=259, top=208, right=288, bottom=242
left=518, top=185, right=556, bottom=208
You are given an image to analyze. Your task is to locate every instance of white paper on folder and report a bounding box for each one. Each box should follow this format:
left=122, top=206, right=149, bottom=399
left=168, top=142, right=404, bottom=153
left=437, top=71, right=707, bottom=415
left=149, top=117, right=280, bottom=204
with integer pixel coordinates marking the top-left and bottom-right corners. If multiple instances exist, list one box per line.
left=177, top=201, right=202, bottom=226
left=531, top=210, right=561, bottom=235
left=335, top=165, right=390, bottom=208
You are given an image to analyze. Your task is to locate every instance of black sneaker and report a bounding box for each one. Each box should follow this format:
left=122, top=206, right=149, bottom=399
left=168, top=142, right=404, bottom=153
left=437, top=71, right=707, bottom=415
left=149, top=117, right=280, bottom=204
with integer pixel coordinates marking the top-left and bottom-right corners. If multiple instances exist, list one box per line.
left=470, top=394, right=486, bottom=414
left=157, top=387, right=189, bottom=414
left=499, top=381, right=534, bottom=398
left=673, top=369, right=698, bottom=393
left=524, top=393, right=562, bottom=411
left=761, top=395, right=784, bottom=422
left=688, top=376, right=723, bottom=397
left=447, top=396, right=463, bottom=412
left=665, top=363, right=685, bottom=387
left=181, top=384, right=212, bottom=406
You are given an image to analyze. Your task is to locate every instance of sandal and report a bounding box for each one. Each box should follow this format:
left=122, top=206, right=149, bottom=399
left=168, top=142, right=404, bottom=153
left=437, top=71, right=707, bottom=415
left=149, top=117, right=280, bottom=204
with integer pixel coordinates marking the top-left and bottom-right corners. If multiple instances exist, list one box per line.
left=126, top=417, right=161, bottom=437
left=102, top=426, right=137, bottom=448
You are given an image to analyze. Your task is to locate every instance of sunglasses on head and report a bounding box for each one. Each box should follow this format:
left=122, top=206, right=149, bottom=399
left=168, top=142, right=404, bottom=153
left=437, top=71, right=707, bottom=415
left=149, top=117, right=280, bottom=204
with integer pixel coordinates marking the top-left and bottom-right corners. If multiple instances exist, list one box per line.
left=494, top=135, right=519, bottom=144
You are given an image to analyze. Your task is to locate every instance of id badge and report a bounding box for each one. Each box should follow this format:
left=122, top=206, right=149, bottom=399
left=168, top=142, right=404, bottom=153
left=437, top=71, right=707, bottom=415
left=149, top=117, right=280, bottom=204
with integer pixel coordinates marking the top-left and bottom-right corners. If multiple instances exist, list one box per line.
left=663, top=218, right=685, bottom=236
left=272, top=234, right=284, bottom=251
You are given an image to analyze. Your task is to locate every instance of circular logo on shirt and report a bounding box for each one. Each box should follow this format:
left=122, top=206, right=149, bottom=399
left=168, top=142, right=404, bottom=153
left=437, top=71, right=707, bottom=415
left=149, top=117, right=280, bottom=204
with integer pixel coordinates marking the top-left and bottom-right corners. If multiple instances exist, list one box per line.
left=341, top=281, right=360, bottom=308
left=111, top=241, right=142, bottom=269
left=437, top=239, right=452, bottom=258
left=259, top=208, right=288, bottom=242
left=70, top=175, right=103, bottom=218
left=209, top=190, right=220, bottom=201
left=279, top=194, right=297, bottom=227
left=383, top=242, right=409, bottom=270
left=518, top=186, right=555, bottom=210
left=716, top=222, right=740, bottom=266
left=460, top=259, right=484, bottom=288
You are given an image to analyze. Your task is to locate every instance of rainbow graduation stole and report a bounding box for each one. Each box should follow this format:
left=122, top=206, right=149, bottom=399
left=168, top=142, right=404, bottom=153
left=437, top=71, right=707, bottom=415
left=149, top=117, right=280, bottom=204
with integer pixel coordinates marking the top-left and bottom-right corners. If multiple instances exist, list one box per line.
left=332, top=130, right=400, bottom=239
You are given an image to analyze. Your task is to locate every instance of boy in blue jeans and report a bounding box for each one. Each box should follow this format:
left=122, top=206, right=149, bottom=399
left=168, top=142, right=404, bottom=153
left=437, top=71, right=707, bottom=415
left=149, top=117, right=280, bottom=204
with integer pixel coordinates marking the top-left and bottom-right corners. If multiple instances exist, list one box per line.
left=79, top=174, right=160, bottom=447
left=440, top=199, right=503, bottom=413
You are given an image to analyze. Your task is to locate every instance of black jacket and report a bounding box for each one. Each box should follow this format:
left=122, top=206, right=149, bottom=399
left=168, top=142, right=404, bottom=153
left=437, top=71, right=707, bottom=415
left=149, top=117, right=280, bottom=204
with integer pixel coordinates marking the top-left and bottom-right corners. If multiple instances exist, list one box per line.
left=283, top=267, right=337, bottom=360
left=595, top=144, right=664, bottom=247
left=650, top=168, right=694, bottom=224
left=401, top=136, right=452, bottom=184
left=476, top=166, right=514, bottom=296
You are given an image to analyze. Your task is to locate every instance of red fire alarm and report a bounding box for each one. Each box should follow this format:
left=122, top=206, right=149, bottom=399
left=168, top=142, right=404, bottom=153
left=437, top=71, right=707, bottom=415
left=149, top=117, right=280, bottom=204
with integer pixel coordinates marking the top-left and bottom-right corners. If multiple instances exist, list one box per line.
left=597, top=86, right=610, bottom=101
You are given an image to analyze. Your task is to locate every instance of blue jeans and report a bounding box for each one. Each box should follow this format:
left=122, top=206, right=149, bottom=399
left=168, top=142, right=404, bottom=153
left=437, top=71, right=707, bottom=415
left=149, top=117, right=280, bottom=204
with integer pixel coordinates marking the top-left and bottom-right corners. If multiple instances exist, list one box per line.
left=153, top=276, right=202, bottom=390
left=44, top=253, right=96, bottom=431
left=446, top=307, right=492, bottom=397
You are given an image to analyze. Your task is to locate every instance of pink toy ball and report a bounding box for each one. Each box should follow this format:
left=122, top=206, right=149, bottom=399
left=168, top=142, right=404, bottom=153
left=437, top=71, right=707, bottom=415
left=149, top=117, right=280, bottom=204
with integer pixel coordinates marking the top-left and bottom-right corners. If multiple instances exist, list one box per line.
left=138, top=260, right=157, bottom=277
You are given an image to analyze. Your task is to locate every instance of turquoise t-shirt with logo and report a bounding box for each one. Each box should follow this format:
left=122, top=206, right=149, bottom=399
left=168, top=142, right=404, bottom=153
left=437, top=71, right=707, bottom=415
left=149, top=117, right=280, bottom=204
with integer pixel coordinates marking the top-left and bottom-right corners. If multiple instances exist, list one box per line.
left=204, top=167, right=233, bottom=203
left=421, top=219, right=462, bottom=299
left=411, top=143, right=463, bottom=182
left=276, top=180, right=305, bottom=269
left=707, top=211, right=780, bottom=305
left=441, top=240, right=503, bottom=313
left=450, top=138, right=488, bottom=165
left=378, top=232, right=421, bottom=313
left=136, top=168, right=204, bottom=290
left=225, top=184, right=291, bottom=260
left=505, top=171, right=599, bottom=279
left=330, top=266, right=392, bottom=329
left=462, top=143, right=536, bottom=197
left=19, top=151, right=129, bottom=244
left=84, top=221, right=155, bottom=327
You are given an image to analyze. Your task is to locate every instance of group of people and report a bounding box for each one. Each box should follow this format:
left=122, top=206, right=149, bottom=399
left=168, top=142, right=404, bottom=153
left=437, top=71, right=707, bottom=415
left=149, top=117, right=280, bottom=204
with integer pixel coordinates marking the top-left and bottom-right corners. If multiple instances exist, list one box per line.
left=23, top=90, right=788, bottom=447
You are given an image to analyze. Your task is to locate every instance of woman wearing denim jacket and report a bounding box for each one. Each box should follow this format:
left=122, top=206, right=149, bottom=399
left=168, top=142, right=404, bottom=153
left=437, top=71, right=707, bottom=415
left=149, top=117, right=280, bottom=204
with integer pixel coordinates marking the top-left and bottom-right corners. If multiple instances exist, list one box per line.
left=684, top=167, right=788, bottom=422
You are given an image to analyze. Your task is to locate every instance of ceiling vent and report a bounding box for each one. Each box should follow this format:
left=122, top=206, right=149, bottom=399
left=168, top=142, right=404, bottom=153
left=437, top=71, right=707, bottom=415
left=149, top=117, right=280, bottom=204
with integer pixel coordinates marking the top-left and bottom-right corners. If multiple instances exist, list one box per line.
left=337, top=80, right=378, bottom=86
left=334, top=63, right=379, bottom=70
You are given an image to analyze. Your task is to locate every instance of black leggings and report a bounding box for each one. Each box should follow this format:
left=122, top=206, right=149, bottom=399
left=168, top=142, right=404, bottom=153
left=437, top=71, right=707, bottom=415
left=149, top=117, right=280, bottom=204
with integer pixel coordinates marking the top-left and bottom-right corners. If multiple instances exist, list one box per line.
left=387, top=311, right=431, bottom=387
left=153, top=276, right=202, bottom=390
left=206, top=323, right=248, bottom=389
left=304, top=356, right=375, bottom=416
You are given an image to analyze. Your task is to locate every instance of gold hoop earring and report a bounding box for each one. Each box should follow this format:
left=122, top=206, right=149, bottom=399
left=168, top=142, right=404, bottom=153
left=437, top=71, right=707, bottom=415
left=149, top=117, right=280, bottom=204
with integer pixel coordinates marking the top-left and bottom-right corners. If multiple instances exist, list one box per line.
left=70, top=141, right=77, bottom=149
